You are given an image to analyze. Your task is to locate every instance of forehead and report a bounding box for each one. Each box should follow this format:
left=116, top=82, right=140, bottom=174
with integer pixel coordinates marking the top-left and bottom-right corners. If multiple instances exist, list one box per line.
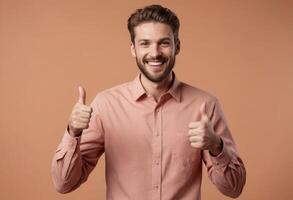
left=134, top=22, right=174, bottom=41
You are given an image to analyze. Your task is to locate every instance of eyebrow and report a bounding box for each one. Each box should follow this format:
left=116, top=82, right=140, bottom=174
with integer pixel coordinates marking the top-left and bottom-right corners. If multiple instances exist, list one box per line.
left=137, top=37, right=172, bottom=43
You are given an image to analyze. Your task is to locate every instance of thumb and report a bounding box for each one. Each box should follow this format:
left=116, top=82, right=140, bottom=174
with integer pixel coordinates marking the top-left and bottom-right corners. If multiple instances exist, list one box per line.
left=78, top=86, right=86, bottom=104
left=199, top=102, right=209, bottom=122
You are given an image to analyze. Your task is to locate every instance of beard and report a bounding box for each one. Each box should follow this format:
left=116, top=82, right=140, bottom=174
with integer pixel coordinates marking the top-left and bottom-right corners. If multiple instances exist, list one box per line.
left=135, top=54, right=176, bottom=83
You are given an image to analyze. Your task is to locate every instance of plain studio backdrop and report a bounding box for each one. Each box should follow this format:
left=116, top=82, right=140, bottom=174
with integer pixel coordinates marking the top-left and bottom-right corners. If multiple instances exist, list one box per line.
left=0, top=0, right=292, bottom=199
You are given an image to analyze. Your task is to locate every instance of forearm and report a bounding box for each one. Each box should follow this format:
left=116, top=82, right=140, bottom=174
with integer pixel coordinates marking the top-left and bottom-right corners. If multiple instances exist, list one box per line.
left=204, top=98, right=246, bottom=198
left=51, top=132, right=85, bottom=193
left=205, top=145, right=246, bottom=198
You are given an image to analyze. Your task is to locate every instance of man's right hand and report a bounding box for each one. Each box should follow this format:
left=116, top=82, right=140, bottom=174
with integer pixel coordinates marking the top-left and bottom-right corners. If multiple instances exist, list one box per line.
left=68, top=86, right=93, bottom=137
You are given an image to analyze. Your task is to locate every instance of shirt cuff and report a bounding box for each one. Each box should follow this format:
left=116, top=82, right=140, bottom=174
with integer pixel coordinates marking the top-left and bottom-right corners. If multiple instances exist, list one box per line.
left=209, top=140, right=231, bottom=169
left=61, top=129, right=81, bottom=149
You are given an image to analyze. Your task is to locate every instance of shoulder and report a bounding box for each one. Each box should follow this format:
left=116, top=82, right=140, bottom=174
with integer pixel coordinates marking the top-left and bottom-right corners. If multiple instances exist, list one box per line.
left=180, top=81, right=218, bottom=103
left=179, top=81, right=223, bottom=117
left=91, top=80, right=133, bottom=105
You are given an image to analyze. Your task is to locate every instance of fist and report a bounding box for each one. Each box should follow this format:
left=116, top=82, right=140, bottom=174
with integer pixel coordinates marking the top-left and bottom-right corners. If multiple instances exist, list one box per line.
left=188, top=102, right=222, bottom=156
left=68, top=86, right=93, bottom=137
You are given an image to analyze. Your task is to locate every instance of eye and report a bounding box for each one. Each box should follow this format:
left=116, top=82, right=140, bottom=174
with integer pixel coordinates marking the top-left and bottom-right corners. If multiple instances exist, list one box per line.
left=160, top=41, right=171, bottom=47
left=139, top=41, right=149, bottom=47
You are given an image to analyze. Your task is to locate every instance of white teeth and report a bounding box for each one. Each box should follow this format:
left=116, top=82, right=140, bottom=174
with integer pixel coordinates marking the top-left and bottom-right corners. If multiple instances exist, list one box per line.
left=148, top=61, right=163, bottom=66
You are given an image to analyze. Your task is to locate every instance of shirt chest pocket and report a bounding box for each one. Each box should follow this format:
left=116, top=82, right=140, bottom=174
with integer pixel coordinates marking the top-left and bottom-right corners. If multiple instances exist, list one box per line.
left=171, top=132, right=202, bottom=178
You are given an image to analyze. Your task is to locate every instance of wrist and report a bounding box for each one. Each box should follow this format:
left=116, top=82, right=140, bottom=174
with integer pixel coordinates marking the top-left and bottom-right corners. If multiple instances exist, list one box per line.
left=209, top=137, right=223, bottom=157
left=67, top=125, right=82, bottom=137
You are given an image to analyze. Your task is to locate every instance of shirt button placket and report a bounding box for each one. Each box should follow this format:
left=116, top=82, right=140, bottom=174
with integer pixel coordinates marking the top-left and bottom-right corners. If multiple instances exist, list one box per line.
left=152, top=107, right=162, bottom=200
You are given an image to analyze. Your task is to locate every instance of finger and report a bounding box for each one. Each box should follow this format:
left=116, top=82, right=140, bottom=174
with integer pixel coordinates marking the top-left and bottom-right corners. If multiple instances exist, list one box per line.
left=73, top=116, right=90, bottom=123
left=74, top=111, right=92, bottom=119
left=188, top=129, right=204, bottom=136
left=190, top=139, right=210, bottom=149
left=190, top=141, right=204, bottom=149
left=72, top=106, right=92, bottom=116
left=80, top=105, right=93, bottom=113
left=200, top=102, right=209, bottom=123
left=78, top=86, right=86, bottom=104
left=79, top=115, right=91, bottom=123
left=75, top=103, right=92, bottom=113
left=71, top=122, right=89, bottom=130
left=188, top=121, right=202, bottom=129
left=189, top=135, right=203, bottom=143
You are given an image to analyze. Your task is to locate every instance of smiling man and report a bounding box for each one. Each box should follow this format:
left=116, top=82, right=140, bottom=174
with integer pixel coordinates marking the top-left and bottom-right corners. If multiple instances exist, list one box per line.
left=130, top=21, right=178, bottom=102
left=52, top=5, right=246, bottom=200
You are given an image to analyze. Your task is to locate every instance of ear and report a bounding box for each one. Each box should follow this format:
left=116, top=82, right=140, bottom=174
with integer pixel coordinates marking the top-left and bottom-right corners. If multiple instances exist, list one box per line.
left=130, top=42, right=136, bottom=57
left=175, top=39, right=180, bottom=55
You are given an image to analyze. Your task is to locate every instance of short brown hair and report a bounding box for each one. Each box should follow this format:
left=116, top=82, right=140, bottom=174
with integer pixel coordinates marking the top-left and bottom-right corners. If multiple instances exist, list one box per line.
left=127, top=5, right=180, bottom=43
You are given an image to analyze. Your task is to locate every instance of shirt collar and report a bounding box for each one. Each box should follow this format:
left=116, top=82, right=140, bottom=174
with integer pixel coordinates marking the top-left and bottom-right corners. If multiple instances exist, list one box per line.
left=131, top=71, right=182, bottom=102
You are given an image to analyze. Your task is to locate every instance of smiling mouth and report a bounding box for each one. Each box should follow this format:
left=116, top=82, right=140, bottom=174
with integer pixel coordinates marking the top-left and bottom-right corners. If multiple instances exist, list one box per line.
left=145, top=60, right=165, bottom=67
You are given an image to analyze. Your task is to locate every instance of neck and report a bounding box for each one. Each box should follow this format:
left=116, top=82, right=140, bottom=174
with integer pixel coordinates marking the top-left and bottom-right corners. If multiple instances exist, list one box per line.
left=140, top=72, right=174, bottom=101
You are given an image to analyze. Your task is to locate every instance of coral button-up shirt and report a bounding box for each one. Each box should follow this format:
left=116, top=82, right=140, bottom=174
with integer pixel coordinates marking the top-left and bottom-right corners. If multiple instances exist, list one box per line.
left=52, top=72, right=246, bottom=200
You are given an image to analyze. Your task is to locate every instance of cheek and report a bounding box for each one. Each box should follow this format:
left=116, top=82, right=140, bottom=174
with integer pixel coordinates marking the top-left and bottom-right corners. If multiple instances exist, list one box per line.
left=138, top=51, right=149, bottom=61
left=134, top=49, right=145, bottom=57
left=162, top=48, right=175, bottom=57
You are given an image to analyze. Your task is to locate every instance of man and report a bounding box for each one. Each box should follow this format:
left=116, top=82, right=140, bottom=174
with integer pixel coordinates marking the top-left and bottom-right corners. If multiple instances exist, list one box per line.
left=52, top=4, right=246, bottom=200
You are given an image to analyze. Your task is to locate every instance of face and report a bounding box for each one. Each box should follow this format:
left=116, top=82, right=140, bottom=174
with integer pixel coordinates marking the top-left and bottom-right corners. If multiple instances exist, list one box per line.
left=131, top=22, right=180, bottom=83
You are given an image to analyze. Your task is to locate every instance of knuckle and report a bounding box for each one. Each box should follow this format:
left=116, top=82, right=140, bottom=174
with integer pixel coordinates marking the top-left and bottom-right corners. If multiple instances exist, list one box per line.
left=71, top=116, right=78, bottom=122
left=74, top=103, right=80, bottom=110
left=85, top=106, right=91, bottom=111
left=83, top=105, right=90, bottom=110
left=199, top=137, right=204, bottom=142
left=81, top=123, right=88, bottom=129
left=188, top=130, right=192, bottom=135
left=72, top=109, right=79, bottom=115
left=190, top=143, right=197, bottom=148
left=71, top=121, right=76, bottom=128
left=73, top=121, right=79, bottom=126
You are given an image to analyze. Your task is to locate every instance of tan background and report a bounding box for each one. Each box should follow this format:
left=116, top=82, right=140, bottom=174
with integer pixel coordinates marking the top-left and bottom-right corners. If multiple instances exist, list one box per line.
left=1, top=0, right=292, bottom=199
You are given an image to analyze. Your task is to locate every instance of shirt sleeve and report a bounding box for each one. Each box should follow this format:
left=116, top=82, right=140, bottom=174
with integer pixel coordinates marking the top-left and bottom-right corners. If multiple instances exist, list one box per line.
left=202, top=98, right=246, bottom=198
left=51, top=97, right=105, bottom=193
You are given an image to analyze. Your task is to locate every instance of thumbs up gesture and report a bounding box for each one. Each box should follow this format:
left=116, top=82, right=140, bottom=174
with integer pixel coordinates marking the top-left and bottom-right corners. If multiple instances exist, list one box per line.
left=68, top=86, right=93, bottom=137
left=188, top=102, right=222, bottom=156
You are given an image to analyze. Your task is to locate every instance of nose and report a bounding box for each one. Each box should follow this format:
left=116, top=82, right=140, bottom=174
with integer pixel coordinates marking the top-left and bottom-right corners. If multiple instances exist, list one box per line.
left=149, top=44, right=162, bottom=58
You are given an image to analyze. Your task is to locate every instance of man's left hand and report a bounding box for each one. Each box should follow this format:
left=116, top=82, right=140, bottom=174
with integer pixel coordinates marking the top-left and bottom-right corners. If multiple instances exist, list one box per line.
left=188, top=102, right=222, bottom=156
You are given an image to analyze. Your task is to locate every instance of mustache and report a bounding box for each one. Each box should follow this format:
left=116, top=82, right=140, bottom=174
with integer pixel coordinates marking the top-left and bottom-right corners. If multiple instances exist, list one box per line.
left=143, top=55, right=166, bottom=62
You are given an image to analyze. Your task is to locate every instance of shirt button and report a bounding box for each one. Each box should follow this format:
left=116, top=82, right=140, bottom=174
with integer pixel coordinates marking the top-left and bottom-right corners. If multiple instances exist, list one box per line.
left=155, top=160, right=160, bottom=165
left=154, top=185, right=159, bottom=189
